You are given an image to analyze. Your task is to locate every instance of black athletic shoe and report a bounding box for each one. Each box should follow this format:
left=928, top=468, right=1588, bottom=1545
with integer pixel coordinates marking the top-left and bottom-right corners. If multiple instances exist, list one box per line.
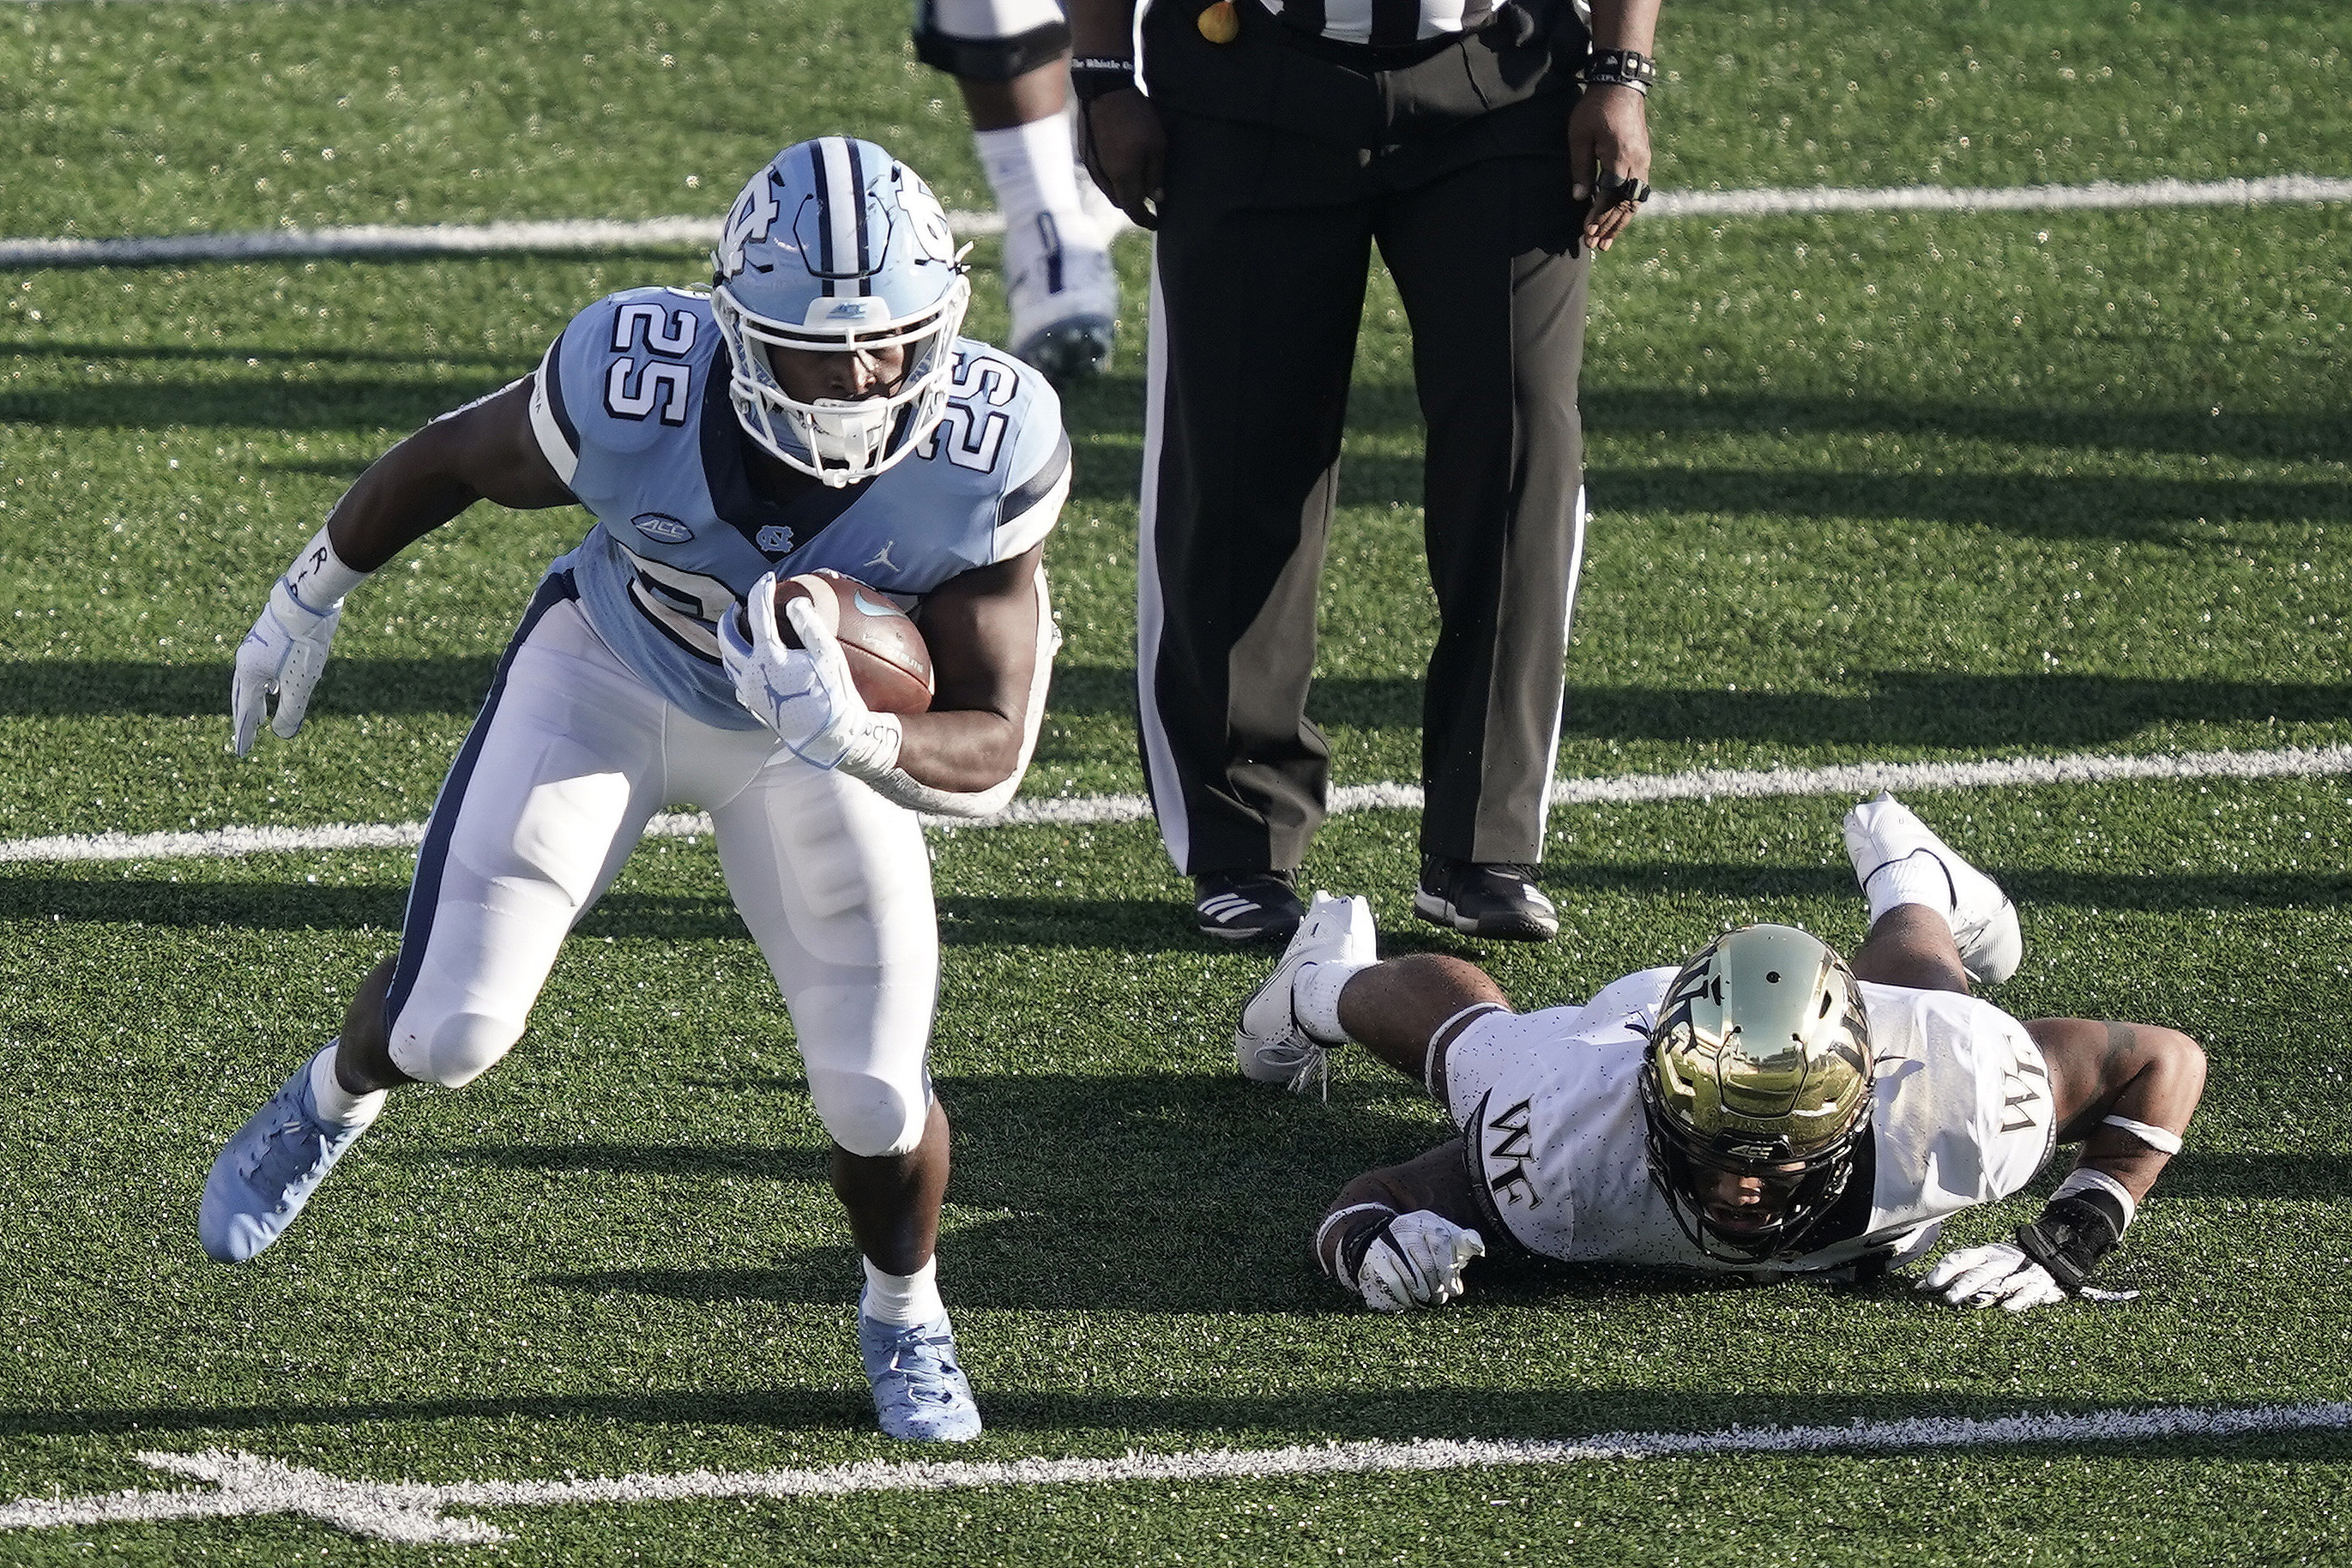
left=1414, top=857, right=1559, bottom=941
left=1193, top=869, right=1306, bottom=943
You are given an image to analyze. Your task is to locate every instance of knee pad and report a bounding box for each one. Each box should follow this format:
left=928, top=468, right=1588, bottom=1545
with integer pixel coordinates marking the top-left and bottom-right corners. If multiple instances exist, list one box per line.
left=913, top=0, right=1070, bottom=81
left=810, top=1064, right=932, bottom=1158
left=386, top=1007, right=522, bottom=1089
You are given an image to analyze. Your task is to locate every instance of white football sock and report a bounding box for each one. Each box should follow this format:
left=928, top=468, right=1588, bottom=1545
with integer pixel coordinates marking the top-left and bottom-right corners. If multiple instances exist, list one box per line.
left=1293, top=960, right=1370, bottom=1046
left=308, top=1040, right=387, bottom=1129
left=1863, top=850, right=1957, bottom=931
left=975, top=113, right=1097, bottom=238
left=861, top=1256, right=945, bottom=1327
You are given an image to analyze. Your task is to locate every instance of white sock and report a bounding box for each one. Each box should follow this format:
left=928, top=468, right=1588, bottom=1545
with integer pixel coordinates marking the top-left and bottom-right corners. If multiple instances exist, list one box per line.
left=307, top=1041, right=388, bottom=1129
left=975, top=114, right=1096, bottom=238
left=861, top=1256, right=945, bottom=1327
left=1863, top=850, right=1957, bottom=931
left=1293, top=960, right=1370, bottom=1046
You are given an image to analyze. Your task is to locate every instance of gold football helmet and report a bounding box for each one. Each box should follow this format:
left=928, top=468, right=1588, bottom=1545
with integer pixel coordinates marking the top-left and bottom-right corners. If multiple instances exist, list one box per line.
left=1638, top=924, right=1873, bottom=1263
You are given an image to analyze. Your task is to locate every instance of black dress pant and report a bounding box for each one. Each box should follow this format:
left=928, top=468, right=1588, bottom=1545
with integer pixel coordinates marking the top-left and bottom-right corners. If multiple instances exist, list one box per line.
left=1136, top=1, right=1593, bottom=875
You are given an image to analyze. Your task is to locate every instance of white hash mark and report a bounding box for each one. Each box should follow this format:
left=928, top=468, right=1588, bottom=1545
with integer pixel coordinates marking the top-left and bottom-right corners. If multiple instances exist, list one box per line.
left=1, top=175, right=2349, bottom=268
left=3, top=742, right=2349, bottom=865
left=3, top=1402, right=2349, bottom=1547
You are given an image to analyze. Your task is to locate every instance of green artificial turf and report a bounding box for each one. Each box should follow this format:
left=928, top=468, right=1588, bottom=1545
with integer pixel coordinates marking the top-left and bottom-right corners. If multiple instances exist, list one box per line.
left=2, top=0, right=2348, bottom=1560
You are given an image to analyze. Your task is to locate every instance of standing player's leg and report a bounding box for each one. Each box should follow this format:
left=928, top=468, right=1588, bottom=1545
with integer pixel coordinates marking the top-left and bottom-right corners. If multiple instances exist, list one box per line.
left=1842, top=791, right=2024, bottom=992
left=914, top=0, right=1118, bottom=383
left=1374, top=144, right=1589, bottom=944
left=198, top=586, right=668, bottom=1262
left=712, top=754, right=978, bottom=1442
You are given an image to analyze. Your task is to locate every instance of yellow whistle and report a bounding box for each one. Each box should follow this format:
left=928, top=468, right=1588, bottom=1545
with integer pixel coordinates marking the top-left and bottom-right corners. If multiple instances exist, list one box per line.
left=1197, top=0, right=1239, bottom=43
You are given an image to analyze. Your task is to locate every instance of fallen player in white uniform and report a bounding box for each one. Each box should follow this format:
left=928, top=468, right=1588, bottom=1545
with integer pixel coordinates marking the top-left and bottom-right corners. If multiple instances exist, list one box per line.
left=200, top=136, right=1071, bottom=1442
left=1233, top=794, right=2206, bottom=1311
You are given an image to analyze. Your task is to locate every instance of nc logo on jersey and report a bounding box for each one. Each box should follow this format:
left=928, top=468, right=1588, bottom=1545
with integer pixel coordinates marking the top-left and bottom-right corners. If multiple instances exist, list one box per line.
left=631, top=512, right=694, bottom=544
left=756, top=524, right=796, bottom=555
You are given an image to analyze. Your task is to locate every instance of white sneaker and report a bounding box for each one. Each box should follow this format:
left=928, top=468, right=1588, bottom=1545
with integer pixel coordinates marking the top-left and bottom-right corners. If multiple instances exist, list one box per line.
left=1842, top=792, right=2023, bottom=985
left=1233, top=891, right=1376, bottom=1094
left=1004, top=210, right=1117, bottom=384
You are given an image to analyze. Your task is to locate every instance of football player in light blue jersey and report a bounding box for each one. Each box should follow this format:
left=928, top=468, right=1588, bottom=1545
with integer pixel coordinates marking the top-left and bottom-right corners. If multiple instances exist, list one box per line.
left=202, top=137, right=1071, bottom=1444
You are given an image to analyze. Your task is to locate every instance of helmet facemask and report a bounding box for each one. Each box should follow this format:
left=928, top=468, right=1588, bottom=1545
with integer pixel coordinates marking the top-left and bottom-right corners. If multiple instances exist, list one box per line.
left=712, top=274, right=971, bottom=488
left=707, top=136, right=974, bottom=488
left=1638, top=925, right=1874, bottom=1264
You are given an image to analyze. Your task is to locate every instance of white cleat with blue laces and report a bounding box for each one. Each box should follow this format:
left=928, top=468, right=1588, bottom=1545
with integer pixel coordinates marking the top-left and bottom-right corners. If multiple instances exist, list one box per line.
left=858, top=1298, right=982, bottom=1442
left=198, top=1048, right=371, bottom=1263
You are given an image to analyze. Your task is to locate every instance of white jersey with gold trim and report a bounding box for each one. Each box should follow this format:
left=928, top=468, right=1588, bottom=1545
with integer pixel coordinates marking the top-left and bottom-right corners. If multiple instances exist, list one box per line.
left=1442, top=969, right=2060, bottom=1276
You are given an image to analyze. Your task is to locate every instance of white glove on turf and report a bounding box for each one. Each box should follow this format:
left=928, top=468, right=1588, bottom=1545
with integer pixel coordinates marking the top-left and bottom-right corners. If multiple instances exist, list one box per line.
left=229, top=577, right=343, bottom=757
left=1920, top=1241, right=2069, bottom=1312
left=1354, top=1211, right=1487, bottom=1313
left=718, top=573, right=900, bottom=775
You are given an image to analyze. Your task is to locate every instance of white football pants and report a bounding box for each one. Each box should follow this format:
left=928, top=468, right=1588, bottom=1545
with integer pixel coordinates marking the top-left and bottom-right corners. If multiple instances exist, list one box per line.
left=381, top=582, right=938, bottom=1158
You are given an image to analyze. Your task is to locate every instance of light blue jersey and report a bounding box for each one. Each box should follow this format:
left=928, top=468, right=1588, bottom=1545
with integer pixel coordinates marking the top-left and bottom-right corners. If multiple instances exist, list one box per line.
left=526, top=286, right=1070, bottom=729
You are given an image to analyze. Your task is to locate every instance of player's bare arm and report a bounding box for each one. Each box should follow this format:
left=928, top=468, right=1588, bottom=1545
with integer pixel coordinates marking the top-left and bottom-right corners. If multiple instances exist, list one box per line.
left=898, top=541, right=1049, bottom=793
left=1314, top=1141, right=1489, bottom=1313
left=2027, top=1016, right=2206, bottom=1204
left=1574, top=0, right=1661, bottom=250
left=227, top=381, right=576, bottom=757
left=323, top=381, right=576, bottom=569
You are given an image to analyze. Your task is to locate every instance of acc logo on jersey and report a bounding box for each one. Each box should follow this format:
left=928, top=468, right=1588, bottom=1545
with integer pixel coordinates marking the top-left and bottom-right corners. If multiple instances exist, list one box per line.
left=632, top=512, right=694, bottom=544
left=755, top=524, right=796, bottom=555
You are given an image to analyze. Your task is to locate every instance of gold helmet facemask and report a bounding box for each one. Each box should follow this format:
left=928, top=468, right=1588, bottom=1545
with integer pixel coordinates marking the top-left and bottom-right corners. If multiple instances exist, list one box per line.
left=1638, top=924, right=1873, bottom=1263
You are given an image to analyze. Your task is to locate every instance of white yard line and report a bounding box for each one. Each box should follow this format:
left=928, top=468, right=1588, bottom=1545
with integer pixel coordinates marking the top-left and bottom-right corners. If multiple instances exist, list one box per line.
left=3, top=175, right=2347, bottom=268
left=3, top=742, right=2348, bottom=866
left=4, top=1402, right=2347, bottom=1546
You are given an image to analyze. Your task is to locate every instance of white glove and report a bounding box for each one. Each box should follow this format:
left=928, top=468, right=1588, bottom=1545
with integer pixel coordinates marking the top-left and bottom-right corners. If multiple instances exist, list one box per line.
left=228, top=577, right=343, bottom=757
left=1919, top=1241, right=2069, bottom=1312
left=1354, top=1211, right=1486, bottom=1313
left=718, top=574, right=900, bottom=775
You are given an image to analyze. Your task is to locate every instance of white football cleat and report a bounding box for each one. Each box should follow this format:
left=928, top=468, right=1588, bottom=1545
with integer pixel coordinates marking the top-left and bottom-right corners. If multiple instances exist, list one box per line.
left=1842, top=792, right=2023, bottom=985
left=1234, top=891, right=1376, bottom=1094
left=1004, top=210, right=1117, bottom=384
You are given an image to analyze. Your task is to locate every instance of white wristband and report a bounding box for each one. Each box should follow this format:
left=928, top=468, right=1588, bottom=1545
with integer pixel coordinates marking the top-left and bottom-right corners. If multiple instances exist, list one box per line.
left=2053, top=1166, right=2137, bottom=1231
left=281, top=523, right=370, bottom=614
left=2101, top=1114, right=2184, bottom=1155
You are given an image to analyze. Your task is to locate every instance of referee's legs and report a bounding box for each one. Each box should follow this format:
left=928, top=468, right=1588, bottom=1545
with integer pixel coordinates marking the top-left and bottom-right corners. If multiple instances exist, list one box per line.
left=1377, top=154, right=1589, bottom=869
left=1137, top=121, right=1373, bottom=884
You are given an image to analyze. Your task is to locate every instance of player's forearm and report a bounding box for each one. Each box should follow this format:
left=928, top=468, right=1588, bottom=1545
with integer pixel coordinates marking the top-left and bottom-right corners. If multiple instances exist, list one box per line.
left=2072, top=1024, right=2206, bottom=1203
left=323, top=383, right=571, bottom=573
left=1316, top=1143, right=1481, bottom=1277
left=323, top=437, right=485, bottom=573
left=1588, top=0, right=1660, bottom=55
left=893, top=709, right=1028, bottom=795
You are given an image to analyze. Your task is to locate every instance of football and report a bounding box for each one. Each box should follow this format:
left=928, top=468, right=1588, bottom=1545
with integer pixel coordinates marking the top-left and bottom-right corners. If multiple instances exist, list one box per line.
left=751, top=569, right=934, bottom=715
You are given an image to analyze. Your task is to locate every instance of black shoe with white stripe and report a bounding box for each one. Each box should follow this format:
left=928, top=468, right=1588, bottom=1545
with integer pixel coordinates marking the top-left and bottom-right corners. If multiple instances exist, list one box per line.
left=1414, top=857, right=1559, bottom=942
left=1193, top=870, right=1305, bottom=943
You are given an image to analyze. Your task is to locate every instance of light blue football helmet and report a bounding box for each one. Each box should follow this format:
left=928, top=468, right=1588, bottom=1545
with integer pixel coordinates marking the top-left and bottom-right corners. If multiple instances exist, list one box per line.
left=711, top=137, right=972, bottom=486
